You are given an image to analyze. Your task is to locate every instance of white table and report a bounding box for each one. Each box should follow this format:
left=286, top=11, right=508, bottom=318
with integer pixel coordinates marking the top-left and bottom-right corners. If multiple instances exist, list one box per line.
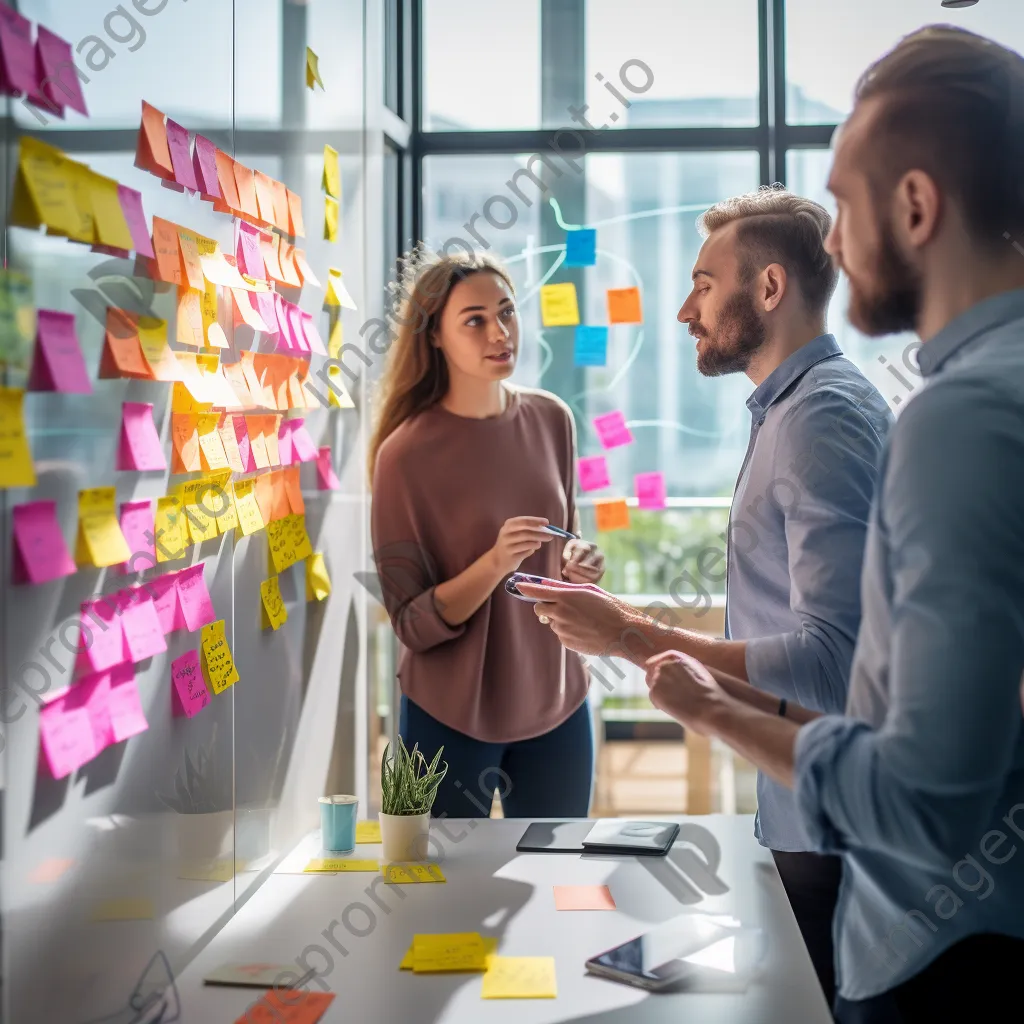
left=175, top=815, right=832, bottom=1022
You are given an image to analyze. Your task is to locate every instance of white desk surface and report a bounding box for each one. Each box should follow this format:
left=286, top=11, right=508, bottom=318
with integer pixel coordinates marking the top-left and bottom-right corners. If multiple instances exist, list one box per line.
left=175, top=815, right=833, bottom=1023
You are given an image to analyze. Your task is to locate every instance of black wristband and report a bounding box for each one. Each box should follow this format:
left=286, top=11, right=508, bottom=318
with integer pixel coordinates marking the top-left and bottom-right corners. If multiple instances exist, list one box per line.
left=778, top=698, right=788, bottom=717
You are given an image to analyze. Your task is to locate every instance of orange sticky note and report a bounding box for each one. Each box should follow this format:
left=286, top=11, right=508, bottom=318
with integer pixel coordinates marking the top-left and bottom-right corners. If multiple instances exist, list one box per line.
left=607, top=287, right=643, bottom=324
left=151, top=217, right=184, bottom=286
left=283, top=466, right=304, bottom=515
left=135, top=100, right=173, bottom=180
left=176, top=228, right=205, bottom=291
left=246, top=415, right=271, bottom=469
left=223, top=363, right=255, bottom=409
left=234, top=988, right=333, bottom=1024
left=137, top=318, right=181, bottom=381
left=269, top=178, right=290, bottom=232
left=263, top=415, right=282, bottom=466
left=171, top=414, right=201, bottom=474
left=214, top=150, right=242, bottom=213
left=218, top=419, right=246, bottom=472
left=595, top=498, right=630, bottom=532
left=292, top=247, right=320, bottom=287
left=270, top=470, right=290, bottom=521
left=232, top=162, right=260, bottom=221
left=254, top=472, right=276, bottom=526
left=253, top=171, right=277, bottom=227
left=553, top=885, right=616, bottom=911
left=99, top=312, right=152, bottom=381
left=261, top=237, right=286, bottom=284
left=286, top=188, right=305, bottom=238
left=278, top=241, right=302, bottom=288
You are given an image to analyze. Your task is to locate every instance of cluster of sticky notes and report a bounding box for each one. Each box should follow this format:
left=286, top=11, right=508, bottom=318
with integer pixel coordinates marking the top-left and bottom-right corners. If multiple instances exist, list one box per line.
left=323, top=145, right=340, bottom=242
left=583, top=414, right=667, bottom=520
left=10, top=136, right=149, bottom=256
left=0, top=9, right=88, bottom=117
left=234, top=991, right=334, bottom=1024
left=39, top=663, right=148, bottom=779
left=135, top=101, right=305, bottom=238
left=234, top=221, right=320, bottom=291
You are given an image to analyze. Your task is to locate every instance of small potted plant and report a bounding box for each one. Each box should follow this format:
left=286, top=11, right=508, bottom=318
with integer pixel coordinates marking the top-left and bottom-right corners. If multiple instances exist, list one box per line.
left=379, top=737, right=447, bottom=862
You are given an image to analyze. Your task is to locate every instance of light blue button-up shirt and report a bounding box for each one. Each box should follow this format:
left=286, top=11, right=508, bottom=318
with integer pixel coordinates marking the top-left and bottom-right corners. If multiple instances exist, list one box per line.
left=795, top=291, right=1024, bottom=1001
left=725, top=334, right=892, bottom=851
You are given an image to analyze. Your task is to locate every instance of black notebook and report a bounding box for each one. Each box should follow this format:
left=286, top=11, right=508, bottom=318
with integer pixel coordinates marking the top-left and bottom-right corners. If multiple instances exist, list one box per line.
left=516, top=819, right=679, bottom=856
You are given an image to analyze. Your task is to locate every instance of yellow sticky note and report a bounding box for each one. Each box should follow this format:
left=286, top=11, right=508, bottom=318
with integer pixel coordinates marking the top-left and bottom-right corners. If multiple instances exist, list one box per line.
left=413, top=933, right=487, bottom=973
left=197, top=414, right=230, bottom=471
left=178, top=859, right=234, bottom=882
left=322, top=145, right=341, bottom=199
left=75, top=487, right=131, bottom=567
left=401, top=935, right=496, bottom=971
left=204, top=474, right=238, bottom=533
left=327, top=316, right=343, bottom=358
left=260, top=575, right=288, bottom=631
left=181, top=480, right=217, bottom=545
left=232, top=478, right=265, bottom=536
left=324, top=197, right=339, bottom=242
left=137, top=317, right=180, bottom=381
left=481, top=956, right=557, bottom=999
left=594, top=497, right=631, bottom=533
left=201, top=278, right=219, bottom=344
left=10, top=136, right=80, bottom=238
left=91, top=898, right=155, bottom=922
left=306, top=552, right=331, bottom=602
left=304, top=859, right=380, bottom=873
left=154, top=495, right=187, bottom=562
left=306, top=46, right=324, bottom=90
left=383, top=863, right=445, bottom=884
left=0, top=387, right=36, bottom=488
left=266, top=518, right=299, bottom=574
left=355, top=820, right=381, bottom=844
left=325, top=268, right=357, bottom=310
left=540, top=282, right=580, bottom=327
left=201, top=619, right=239, bottom=694
left=89, top=172, right=134, bottom=251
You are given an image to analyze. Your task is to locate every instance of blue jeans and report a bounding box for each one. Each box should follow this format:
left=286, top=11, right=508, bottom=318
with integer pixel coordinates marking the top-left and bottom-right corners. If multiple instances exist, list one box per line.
left=398, top=695, right=594, bottom=818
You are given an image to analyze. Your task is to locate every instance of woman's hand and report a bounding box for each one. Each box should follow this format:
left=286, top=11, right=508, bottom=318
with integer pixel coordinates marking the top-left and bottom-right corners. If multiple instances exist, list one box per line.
left=562, top=539, right=605, bottom=585
left=488, top=516, right=553, bottom=576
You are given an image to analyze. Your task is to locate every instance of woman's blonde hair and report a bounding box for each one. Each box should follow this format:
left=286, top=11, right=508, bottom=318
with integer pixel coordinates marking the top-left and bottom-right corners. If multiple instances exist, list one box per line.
left=367, top=246, right=515, bottom=485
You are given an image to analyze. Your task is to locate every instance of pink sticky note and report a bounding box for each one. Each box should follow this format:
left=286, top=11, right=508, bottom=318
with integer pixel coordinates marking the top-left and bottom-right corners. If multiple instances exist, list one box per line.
left=165, top=118, right=199, bottom=193
left=119, top=591, right=168, bottom=662
left=286, top=303, right=310, bottom=353
left=12, top=501, right=75, bottom=584
left=635, top=471, right=667, bottom=510
left=118, top=402, right=166, bottom=472
left=80, top=599, right=128, bottom=673
left=236, top=223, right=266, bottom=279
left=117, top=185, right=155, bottom=259
left=593, top=411, right=634, bottom=450
left=79, top=669, right=115, bottom=753
left=176, top=563, right=216, bottom=632
left=254, top=291, right=279, bottom=335
left=0, top=6, right=41, bottom=101
left=171, top=650, right=210, bottom=719
left=290, top=419, right=318, bottom=462
left=28, top=310, right=92, bottom=394
left=192, top=135, right=222, bottom=199
left=578, top=455, right=610, bottom=492
left=36, top=26, right=88, bottom=116
left=317, top=446, right=340, bottom=490
left=553, top=885, right=617, bottom=911
left=233, top=415, right=256, bottom=472
left=278, top=420, right=294, bottom=466
left=301, top=311, right=328, bottom=356
left=39, top=699, right=96, bottom=779
left=146, top=573, right=186, bottom=634
left=108, top=664, right=148, bottom=742
left=118, top=500, right=156, bottom=575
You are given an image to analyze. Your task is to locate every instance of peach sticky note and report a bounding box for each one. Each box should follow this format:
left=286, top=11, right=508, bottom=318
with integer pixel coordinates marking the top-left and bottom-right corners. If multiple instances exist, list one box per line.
left=607, top=286, right=643, bottom=324
left=232, top=162, right=260, bottom=222
left=214, top=149, right=242, bottom=212
left=593, top=410, right=634, bottom=450
left=134, top=100, right=173, bottom=180
left=260, top=575, right=287, bottom=630
left=286, top=188, right=305, bottom=238
left=119, top=402, right=166, bottom=472
left=578, top=455, right=609, bottom=492
left=151, top=216, right=184, bottom=286
left=635, top=471, right=667, bottom=510
left=28, top=309, right=91, bottom=394
left=595, top=498, right=631, bottom=533
left=540, top=282, right=580, bottom=327
left=171, top=649, right=209, bottom=718
left=12, top=500, right=75, bottom=584
left=553, top=885, right=616, bottom=911
left=0, top=387, right=35, bottom=488
left=171, top=414, right=201, bottom=474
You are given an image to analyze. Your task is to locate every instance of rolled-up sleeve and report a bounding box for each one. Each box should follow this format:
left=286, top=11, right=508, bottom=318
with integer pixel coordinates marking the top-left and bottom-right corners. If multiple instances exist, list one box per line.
left=745, top=389, right=887, bottom=712
left=793, top=378, right=1024, bottom=870
left=371, top=446, right=466, bottom=654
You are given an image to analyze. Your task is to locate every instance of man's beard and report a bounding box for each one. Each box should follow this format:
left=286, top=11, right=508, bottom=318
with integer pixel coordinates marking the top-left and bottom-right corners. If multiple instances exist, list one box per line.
left=693, top=288, right=768, bottom=377
left=846, top=219, right=922, bottom=337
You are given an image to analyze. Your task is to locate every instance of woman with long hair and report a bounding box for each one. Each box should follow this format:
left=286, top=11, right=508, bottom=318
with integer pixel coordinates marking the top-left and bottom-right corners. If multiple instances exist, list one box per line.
left=369, top=247, right=605, bottom=818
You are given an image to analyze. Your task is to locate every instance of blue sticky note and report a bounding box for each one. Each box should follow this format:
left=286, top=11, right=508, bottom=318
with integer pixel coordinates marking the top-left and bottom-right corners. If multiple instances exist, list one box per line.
left=565, top=229, right=597, bottom=267
left=574, top=325, right=608, bottom=367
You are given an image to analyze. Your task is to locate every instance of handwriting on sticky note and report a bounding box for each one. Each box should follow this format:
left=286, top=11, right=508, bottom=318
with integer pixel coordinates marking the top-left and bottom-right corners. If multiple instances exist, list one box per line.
left=31, top=309, right=91, bottom=393
left=119, top=401, right=166, bottom=472
left=201, top=619, right=239, bottom=694
left=481, top=956, right=558, bottom=999
left=400, top=935, right=497, bottom=971
left=355, top=820, right=381, bottom=844
left=553, top=884, right=616, bottom=911
left=577, top=455, right=610, bottom=492
left=593, top=410, right=634, bottom=449
left=233, top=990, right=334, bottom=1024
left=607, top=286, right=643, bottom=324
left=260, top=575, right=287, bottom=630
left=39, top=701, right=95, bottom=780
left=412, top=933, right=487, bottom=973
left=635, top=471, right=667, bottom=510
left=595, top=498, right=631, bottom=533
left=383, top=863, right=445, bottom=884
left=12, top=500, right=75, bottom=584
left=539, top=282, right=580, bottom=327
left=171, top=650, right=210, bottom=718
left=120, top=593, right=167, bottom=662
left=176, top=563, right=216, bottom=631
left=303, top=859, right=380, bottom=873
left=0, top=386, right=36, bottom=488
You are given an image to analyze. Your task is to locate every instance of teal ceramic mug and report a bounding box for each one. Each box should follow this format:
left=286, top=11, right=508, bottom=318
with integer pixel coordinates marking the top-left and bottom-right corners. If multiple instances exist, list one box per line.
left=319, top=795, right=358, bottom=852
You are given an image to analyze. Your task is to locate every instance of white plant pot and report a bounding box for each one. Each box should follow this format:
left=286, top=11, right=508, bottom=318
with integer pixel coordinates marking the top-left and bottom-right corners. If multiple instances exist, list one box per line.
left=174, top=809, right=233, bottom=861
left=379, top=811, right=431, bottom=862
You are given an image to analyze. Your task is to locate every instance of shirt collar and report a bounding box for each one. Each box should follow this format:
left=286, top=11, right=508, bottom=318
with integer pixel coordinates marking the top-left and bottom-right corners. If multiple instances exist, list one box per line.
left=917, top=288, right=1024, bottom=377
left=746, top=334, right=842, bottom=414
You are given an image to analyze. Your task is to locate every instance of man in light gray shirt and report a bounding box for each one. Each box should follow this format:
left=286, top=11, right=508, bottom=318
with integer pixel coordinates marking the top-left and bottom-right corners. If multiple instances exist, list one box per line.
left=631, top=25, right=1024, bottom=1023
left=520, top=186, right=892, bottom=1007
